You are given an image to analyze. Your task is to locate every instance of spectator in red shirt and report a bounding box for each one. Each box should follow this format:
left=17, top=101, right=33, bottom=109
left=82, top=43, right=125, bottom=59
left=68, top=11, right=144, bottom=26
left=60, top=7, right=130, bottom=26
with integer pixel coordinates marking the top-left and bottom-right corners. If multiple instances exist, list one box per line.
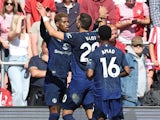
left=109, top=24, right=126, bottom=53
left=0, top=0, right=5, bottom=13
left=25, top=0, right=56, bottom=32
left=80, top=0, right=116, bottom=31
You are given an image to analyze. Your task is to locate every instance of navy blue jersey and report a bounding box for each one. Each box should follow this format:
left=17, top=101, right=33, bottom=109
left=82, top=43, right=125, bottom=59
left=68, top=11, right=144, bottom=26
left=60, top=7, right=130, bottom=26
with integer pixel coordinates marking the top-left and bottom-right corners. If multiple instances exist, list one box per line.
left=47, top=37, right=71, bottom=79
left=64, top=31, right=99, bottom=71
left=87, top=44, right=128, bottom=100
left=40, top=20, right=71, bottom=79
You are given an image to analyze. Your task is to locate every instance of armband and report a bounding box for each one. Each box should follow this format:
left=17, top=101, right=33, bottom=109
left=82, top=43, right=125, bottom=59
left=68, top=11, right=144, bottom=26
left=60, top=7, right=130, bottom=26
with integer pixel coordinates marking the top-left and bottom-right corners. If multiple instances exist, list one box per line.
left=42, top=16, right=49, bottom=22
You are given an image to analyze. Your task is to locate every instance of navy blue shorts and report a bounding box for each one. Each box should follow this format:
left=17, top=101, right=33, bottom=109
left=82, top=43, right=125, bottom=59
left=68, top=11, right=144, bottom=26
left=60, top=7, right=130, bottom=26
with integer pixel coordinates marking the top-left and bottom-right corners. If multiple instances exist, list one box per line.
left=94, top=98, right=123, bottom=119
left=62, top=82, right=94, bottom=110
left=44, top=70, right=67, bottom=106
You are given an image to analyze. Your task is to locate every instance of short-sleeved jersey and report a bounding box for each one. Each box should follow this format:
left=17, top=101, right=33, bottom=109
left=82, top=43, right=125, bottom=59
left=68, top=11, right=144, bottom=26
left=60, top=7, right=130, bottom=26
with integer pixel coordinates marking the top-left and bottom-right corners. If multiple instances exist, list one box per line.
left=40, top=19, right=71, bottom=82
left=64, top=31, right=99, bottom=72
left=87, top=44, right=128, bottom=100
left=46, top=36, right=71, bottom=79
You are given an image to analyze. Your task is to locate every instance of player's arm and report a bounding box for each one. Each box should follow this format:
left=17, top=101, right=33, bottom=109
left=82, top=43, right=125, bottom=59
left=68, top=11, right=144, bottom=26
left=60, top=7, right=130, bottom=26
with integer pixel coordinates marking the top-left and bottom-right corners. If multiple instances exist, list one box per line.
left=40, top=18, right=50, bottom=42
left=120, top=66, right=130, bottom=77
left=86, top=69, right=94, bottom=80
left=86, top=56, right=95, bottom=80
left=36, top=2, right=64, bottom=40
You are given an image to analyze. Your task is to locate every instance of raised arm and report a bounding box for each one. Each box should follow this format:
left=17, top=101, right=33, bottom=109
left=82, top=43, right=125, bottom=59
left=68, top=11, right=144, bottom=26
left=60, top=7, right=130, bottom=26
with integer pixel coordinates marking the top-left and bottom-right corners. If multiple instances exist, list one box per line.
left=36, top=2, right=64, bottom=40
left=40, top=18, right=50, bottom=44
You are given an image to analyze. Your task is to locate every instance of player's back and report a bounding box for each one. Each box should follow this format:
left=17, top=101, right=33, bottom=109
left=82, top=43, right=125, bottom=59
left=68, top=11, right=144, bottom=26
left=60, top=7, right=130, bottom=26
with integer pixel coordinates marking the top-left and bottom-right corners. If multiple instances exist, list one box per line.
left=64, top=31, right=98, bottom=87
left=90, top=44, right=127, bottom=100
left=64, top=31, right=99, bottom=71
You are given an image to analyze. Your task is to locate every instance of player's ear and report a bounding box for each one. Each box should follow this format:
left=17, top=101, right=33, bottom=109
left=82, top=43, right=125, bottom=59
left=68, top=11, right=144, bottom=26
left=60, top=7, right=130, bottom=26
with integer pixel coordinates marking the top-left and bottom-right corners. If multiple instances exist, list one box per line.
left=77, top=22, right=81, bottom=29
left=98, top=35, right=102, bottom=43
left=55, top=22, right=59, bottom=27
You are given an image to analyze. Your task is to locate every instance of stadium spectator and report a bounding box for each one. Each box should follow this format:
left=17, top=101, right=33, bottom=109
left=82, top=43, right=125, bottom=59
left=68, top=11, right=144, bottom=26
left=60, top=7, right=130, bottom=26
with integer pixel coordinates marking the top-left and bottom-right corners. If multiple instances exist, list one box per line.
left=80, top=0, right=116, bottom=31
left=27, top=40, right=48, bottom=106
left=0, top=0, right=17, bottom=89
left=121, top=36, right=148, bottom=106
left=29, top=7, right=56, bottom=56
left=109, top=24, right=126, bottom=53
left=148, top=25, right=160, bottom=83
left=56, top=0, right=79, bottom=32
left=116, top=0, right=150, bottom=43
left=7, top=14, right=32, bottom=106
left=25, top=0, right=56, bottom=32
left=148, top=0, right=160, bottom=92
left=0, top=0, right=5, bottom=12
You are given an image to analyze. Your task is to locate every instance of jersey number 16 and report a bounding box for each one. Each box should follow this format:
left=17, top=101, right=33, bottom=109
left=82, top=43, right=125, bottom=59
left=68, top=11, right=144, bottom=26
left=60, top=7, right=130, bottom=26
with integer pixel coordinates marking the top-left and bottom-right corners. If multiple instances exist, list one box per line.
left=100, top=57, right=120, bottom=78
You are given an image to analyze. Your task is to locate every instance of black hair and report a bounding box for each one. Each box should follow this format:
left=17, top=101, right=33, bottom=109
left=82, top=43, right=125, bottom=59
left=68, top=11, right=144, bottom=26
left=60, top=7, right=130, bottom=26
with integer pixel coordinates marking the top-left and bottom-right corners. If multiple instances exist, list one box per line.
left=79, top=13, right=92, bottom=30
left=54, top=12, right=68, bottom=23
left=98, top=25, right=111, bottom=41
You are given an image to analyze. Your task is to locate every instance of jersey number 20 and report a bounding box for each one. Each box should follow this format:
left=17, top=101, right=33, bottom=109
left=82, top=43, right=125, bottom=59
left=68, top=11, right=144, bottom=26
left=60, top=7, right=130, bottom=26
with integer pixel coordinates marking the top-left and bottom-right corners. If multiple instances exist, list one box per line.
left=80, top=42, right=99, bottom=62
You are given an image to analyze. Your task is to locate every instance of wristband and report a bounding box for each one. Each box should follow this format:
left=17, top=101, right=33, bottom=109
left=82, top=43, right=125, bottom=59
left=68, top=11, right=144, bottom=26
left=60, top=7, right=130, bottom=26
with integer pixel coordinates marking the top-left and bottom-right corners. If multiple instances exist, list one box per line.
left=42, top=16, right=49, bottom=22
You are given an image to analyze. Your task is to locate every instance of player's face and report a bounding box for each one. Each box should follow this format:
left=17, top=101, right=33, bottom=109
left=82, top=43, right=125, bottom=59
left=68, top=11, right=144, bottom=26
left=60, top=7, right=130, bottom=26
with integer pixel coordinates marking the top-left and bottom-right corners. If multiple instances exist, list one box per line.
left=58, top=17, right=69, bottom=32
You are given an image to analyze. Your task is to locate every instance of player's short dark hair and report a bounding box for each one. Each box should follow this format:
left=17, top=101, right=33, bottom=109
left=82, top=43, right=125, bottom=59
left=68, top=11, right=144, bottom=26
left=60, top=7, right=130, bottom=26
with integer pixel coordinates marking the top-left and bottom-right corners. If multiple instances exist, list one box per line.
left=79, top=13, right=92, bottom=30
left=54, top=12, right=68, bottom=23
left=98, top=25, right=111, bottom=41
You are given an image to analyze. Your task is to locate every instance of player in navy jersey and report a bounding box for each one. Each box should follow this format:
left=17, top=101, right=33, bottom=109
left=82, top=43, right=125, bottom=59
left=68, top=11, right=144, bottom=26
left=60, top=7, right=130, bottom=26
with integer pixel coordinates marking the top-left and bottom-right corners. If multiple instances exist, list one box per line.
left=40, top=12, right=72, bottom=120
left=86, top=25, right=130, bottom=120
left=37, top=2, right=107, bottom=120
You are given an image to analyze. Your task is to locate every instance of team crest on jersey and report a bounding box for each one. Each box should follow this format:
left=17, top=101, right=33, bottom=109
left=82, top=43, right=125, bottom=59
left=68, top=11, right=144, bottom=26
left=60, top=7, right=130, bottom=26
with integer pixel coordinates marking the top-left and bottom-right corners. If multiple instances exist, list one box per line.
left=52, top=98, right=57, bottom=103
left=66, top=33, right=72, bottom=39
left=62, top=43, right=70, bottom=50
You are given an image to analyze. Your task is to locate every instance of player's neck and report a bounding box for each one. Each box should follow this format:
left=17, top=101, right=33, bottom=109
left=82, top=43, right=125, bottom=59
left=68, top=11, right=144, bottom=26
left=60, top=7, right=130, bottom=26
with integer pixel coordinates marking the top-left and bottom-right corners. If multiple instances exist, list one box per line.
left=100, top=41, right=109, bottom=46
left=79, top=28, right=88, bottom=32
